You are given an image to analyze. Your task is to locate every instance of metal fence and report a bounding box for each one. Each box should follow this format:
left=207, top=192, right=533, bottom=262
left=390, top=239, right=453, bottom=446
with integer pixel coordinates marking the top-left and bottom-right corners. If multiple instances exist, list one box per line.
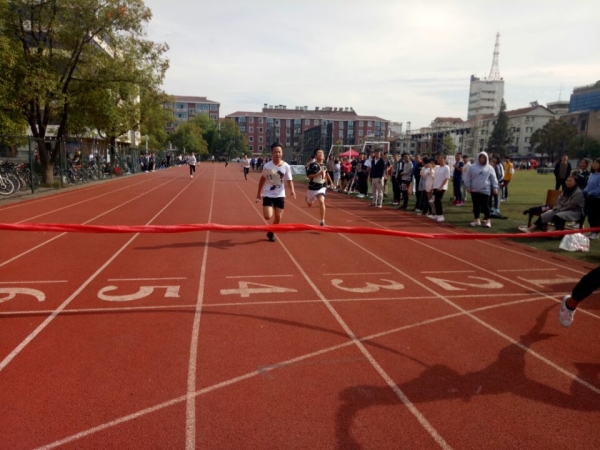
left=0, top=135, right=176, bottom=198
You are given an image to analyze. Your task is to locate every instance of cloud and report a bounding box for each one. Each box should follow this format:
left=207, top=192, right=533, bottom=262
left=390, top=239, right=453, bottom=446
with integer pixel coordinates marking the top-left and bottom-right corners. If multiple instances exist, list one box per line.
left=142, top=0, right=600, bottom=128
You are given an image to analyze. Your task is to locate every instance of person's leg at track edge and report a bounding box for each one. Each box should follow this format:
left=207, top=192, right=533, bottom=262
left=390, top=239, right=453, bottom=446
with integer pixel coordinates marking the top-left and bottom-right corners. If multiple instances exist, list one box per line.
left=560, top=266, right=600, bottom=327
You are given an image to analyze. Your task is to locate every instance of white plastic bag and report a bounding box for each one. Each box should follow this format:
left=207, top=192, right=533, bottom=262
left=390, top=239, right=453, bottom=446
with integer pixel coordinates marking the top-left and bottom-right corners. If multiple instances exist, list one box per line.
left=559, top=233, right=590, bottom=252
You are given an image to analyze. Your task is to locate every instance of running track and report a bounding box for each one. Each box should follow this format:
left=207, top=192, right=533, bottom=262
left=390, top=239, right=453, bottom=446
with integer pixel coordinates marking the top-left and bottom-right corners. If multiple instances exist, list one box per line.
left=1, top=165, right=599, bottom=449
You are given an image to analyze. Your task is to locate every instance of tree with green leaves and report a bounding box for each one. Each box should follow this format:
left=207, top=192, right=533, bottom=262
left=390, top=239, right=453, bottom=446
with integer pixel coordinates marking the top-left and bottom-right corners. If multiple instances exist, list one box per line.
left=487, top=99, right=509, bottom=156
left=441, top=135, right=456, bottom=155
left=212, top=119, right=248, bottom=161
left=169, top=121, right=208, bottom=155
left=0, top=0, right=169, bottom=183
left=530, top=119, right=578, bottom=162
left=567, top=135, right=600, bottom=160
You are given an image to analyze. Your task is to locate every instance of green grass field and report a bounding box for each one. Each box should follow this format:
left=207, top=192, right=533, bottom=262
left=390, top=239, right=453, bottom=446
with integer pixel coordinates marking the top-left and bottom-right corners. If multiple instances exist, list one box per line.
left=293, top=170, right=599, bottom=264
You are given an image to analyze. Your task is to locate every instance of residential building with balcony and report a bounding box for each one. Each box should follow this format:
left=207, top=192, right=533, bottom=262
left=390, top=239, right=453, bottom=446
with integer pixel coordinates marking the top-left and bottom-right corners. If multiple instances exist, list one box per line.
left=165, top=96, right=220, bottom=133
left=226, top=105, right=389, bottom=156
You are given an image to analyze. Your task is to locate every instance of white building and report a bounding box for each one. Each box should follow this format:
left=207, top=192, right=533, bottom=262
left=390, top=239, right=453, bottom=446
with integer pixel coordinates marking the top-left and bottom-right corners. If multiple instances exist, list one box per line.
left=547, top=100, right=570, bottom=116
left=476, top=103, right=556, bottom=155
left=467, top=76, right=505, bottom=119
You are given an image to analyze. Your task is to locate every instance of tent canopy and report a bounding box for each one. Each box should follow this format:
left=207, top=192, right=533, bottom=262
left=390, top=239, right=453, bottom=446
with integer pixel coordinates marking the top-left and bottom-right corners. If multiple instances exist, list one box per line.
left=339, top=148, right=358, bottom=157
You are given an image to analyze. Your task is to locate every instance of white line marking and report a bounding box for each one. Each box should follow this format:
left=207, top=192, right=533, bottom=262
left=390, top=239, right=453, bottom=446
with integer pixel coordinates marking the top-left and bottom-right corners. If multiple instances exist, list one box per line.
left=224, top=275, right=294, bottom=279
left=36, top=296, right=548, bottom=450
left=0, top=172, right=192, bottom=373
left=0, top=175, right=183, bottom=270
left=107, top=277, right=187, bottom=281
left=323, top=272, right=391, bottom=276
left=15, top=176, right=157, bottom=224
left=326, top=203, right=600, bottom=391
left=498, top=268, right=558, bottom=272
left=3, top=292, right=570, bottom=316
left=517, top=277, right=581, bottom=288
left=0, top=281, right=67, bottom=284
left=234, top=175, right=452, bottom=449
left=186, top=169, right=216, bottom=450
left=420, top=270, right=475, bottom=274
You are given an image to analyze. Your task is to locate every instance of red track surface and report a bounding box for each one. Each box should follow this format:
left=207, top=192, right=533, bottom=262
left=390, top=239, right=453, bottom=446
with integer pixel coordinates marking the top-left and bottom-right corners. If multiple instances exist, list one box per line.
left=1, top=165, right=599, bottom=450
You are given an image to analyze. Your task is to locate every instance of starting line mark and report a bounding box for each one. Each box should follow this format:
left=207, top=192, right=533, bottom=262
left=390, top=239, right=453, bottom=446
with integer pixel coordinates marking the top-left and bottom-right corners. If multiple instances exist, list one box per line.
left=0, top=281, right=68, bottom=284
left=107, top=277, right=187, bottom=281
left=225, top=275, right=294, bottom=279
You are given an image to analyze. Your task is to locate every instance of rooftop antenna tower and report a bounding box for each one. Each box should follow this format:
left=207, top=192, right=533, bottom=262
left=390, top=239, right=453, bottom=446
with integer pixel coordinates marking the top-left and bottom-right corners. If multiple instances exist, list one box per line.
left=488, top=32, right=501, bottom=81
left=558, top=83, right=564, bottom=101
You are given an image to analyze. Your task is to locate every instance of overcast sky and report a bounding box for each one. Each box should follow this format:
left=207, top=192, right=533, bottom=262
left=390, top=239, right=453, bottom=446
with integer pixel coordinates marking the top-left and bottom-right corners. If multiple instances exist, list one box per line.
left=143, top=0, right=600, bottom=129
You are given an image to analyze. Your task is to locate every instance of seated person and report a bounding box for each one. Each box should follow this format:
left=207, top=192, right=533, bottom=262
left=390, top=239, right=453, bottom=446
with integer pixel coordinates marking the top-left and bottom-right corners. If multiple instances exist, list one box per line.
left=522, top=176, right=584, bottom=232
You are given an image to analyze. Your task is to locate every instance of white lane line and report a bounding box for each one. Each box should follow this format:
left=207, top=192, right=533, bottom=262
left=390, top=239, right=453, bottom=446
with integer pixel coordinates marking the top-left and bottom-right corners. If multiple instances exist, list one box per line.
left=107, top=277, right=188, bottom=281
left=185, top=169, right=217, bottom=450
left=224, top=275, right=294, bottom=279
left=15, top=176, right=158, bottom=224
left=325, top=202, right=600, bottom=393
left=3, top=292, right=569, bottom=317
left=0, top=281, right=68, bottom=284
left=234, top=177, right=452, bottom=449
left=0, top=172, right=193, bottom=373
left=420, top=270, right=475, bottom=274
left=36, top=296, right=547, bottom=450
left=323, top=272, right=391, bottom=276
left=498, top=268, right=558, bottom=272
left=0, top=174, right=184, bottom=270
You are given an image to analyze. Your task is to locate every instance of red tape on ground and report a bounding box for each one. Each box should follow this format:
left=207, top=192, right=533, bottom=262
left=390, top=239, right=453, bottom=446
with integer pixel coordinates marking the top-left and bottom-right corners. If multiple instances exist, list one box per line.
left=0, top=222, right=598, bottom=240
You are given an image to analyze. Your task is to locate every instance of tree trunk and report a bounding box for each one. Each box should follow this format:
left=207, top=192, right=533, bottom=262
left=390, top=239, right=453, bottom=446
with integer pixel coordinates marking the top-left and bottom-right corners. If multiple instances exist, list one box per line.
left=43, top=162, right=55, bottom=185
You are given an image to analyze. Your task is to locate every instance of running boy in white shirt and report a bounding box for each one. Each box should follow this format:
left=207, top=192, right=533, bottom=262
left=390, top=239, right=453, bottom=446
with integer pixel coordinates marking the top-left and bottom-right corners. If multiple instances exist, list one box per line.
left=256, top=142, right=296, bottom=242
left=306, top=149, right=333, bottom=226
left=242, top=154, right=250, bottom=180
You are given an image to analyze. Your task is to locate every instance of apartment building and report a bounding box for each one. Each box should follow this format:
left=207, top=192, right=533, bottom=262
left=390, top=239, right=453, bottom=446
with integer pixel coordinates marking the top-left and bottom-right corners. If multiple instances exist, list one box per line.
left=467, top=75, right=505, bottom=119
left=165, top=96, right=220, bottom=133
left=226, top=105, right=389, bottom=155
left=476, top=103, right=556, bottom=154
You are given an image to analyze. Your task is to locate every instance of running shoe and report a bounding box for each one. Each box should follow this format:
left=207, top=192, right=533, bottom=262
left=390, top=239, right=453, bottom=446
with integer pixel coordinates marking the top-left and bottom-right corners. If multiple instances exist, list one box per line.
left=470, top=220, right=481, bottom=227
left=590, top=232, right=599, bottom=240
left=483, top=220, right=492, bottom=228
left=436, top=215, right=445, bottom=222
left=320, top=220, right=325, bottom=226
left=559, top=295, right=575, bottom=328
left=427, top=214, right=437, bottom=220
left=267, top=232, right=276, bottom=242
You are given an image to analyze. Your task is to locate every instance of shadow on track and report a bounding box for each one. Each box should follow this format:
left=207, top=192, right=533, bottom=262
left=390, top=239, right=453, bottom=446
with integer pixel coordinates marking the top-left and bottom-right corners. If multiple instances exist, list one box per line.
left=334, top=305, right=600, bottom=449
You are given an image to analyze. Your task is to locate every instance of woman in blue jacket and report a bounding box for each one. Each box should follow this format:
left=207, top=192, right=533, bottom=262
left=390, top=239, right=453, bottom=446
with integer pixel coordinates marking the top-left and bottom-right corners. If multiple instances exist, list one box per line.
left=584, top=158, right=600, bottom=240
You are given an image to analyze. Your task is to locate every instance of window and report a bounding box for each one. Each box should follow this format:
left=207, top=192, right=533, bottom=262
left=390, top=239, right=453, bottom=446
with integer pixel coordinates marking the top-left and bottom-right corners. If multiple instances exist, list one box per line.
left=259, top=118, right=264, bottom=124
left=286, top=120, right=291, bottom=127
left=359, top=130, right=364, bottom=136
left=526, top=127, right=533, bottom=133
left=339, top=130, right=343, bottom=138
left=286, top=138, right=290, bottom=145
left=210, top=104, right=218, bottom=111
left=515, top=137, right=519, bottom=145
left=305, top=119, right=310, bottom=126
left=249, top=117, right=254, bottom=123
left=368, top=121, right=372, bottom=127
left=525, top=137, right=530, bottom=143
left=240, top=126, right=246, bottom=132
left=259, top=146, right=263, bottom=151
left=259, top=127, right=263, bottom=133
left=314, top=119, right=319, bottom=125
left=259, top=137, right=263, bottom=142
left=197, top=104, right=209, bottom=111
left=359, top=121, right=364, bottom=127
left=359, top=140, right=363, bottom=144
left=249, top=145, right=254, bottom=151
left=275, top=119, right=280, bottom=126
left=249, top=136, right=254, bottom=142
left=339, top=122, right=344, bottom=129
left=248, top=127, right=253, bottom=133
left=286, top=129, right=291, bottom=137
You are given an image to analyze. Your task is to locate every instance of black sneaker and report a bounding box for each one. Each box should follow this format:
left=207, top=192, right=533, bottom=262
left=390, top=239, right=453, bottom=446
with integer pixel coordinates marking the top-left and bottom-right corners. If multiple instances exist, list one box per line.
left=267, top=232, right=276, bottom=242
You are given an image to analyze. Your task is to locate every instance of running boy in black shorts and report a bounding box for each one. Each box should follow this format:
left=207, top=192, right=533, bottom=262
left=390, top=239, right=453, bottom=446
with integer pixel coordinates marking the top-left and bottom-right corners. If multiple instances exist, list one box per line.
left=256, top=142, right=296, bottom=242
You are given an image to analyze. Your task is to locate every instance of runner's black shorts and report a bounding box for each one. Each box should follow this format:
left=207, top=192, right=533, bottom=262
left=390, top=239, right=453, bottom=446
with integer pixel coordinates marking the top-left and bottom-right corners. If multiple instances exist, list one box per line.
left=244, top=167, right=249, bottom=175
left=262, top=197, right=285, bottom=209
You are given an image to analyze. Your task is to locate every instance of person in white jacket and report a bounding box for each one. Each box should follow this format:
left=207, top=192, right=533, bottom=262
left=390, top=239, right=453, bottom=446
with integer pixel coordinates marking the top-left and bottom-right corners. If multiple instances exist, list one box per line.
left=464, top=151, right=499, bottom=228
left=189, top=153, right=197, bottom=178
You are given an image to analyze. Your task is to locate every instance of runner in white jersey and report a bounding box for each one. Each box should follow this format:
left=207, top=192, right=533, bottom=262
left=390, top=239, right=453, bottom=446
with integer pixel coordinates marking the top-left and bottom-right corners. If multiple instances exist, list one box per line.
left=305, top=149, right=332, bottom=226
left=242, top=154, right=250, bottom=180
left=256, top=142, right=296, bottom=242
